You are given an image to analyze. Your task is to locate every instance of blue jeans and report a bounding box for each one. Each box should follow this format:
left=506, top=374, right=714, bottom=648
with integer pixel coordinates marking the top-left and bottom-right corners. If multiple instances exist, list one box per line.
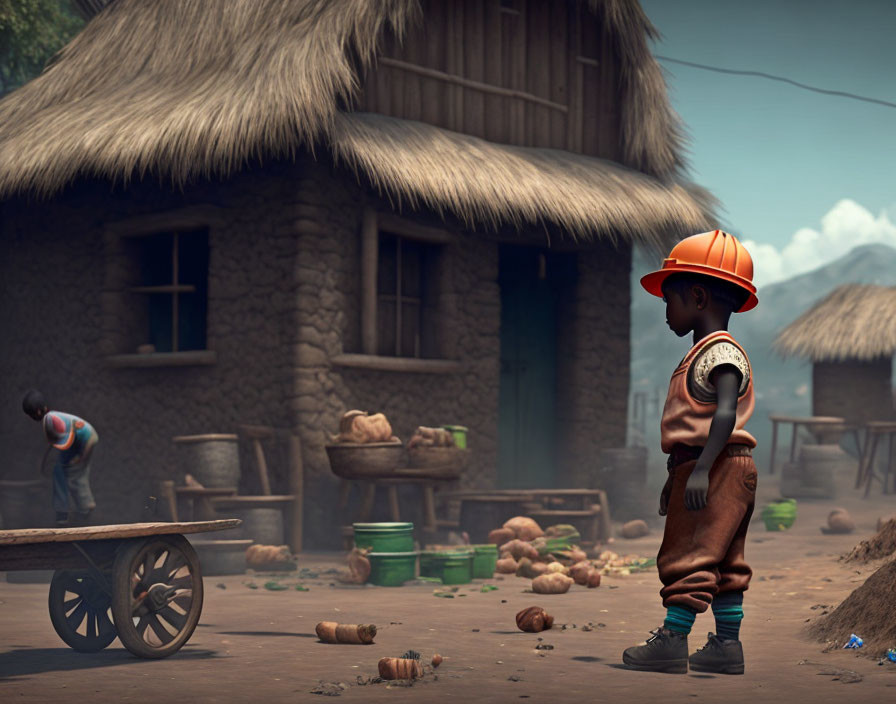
left=52, top=449, right=96, bottom=513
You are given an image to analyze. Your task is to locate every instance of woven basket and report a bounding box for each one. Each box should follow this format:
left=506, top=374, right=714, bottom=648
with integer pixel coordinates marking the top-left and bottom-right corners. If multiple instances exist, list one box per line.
left=325, top=442, right=405, bottom=479
left=406, top=446, right=468, bottom=472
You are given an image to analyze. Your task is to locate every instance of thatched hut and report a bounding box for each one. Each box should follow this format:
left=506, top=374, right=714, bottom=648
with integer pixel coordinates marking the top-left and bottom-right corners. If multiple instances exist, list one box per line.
left=775, top=285, right=896, bottom=425
left=0, top=0, right=713, bottom=545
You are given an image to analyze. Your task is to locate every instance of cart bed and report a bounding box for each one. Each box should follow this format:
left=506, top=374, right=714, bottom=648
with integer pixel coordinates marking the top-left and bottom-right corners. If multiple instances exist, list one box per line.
left=0, top=520, right=240, bottom=546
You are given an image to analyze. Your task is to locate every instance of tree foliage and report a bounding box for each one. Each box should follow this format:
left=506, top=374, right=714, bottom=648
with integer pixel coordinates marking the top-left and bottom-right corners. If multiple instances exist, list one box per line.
left=0, top=0, right=84, bottom=95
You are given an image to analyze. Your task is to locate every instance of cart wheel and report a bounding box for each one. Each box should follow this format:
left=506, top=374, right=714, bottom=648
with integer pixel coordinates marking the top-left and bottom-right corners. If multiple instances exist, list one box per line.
left=48, top=570, right=117, bottom=652
left=110, top=534, right=203, bottom=659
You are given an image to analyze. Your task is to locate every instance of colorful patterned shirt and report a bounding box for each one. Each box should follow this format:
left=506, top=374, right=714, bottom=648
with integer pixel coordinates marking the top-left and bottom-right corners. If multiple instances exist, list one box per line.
left=43, top=411, right=98, bottom=462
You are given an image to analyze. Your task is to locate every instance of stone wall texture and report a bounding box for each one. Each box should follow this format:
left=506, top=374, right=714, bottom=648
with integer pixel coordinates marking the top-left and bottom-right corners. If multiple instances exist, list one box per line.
left=0, top=154, right=631, bottom=546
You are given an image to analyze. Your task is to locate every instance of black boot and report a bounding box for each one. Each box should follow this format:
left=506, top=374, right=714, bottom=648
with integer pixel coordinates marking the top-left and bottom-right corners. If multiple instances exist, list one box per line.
left=69, top=510, right=94, bottom=527
left=55, top=511, right=69, bottom=527
left=622, top=627, right=688, bottom=673
left=689, top=633, right=745, bottom=674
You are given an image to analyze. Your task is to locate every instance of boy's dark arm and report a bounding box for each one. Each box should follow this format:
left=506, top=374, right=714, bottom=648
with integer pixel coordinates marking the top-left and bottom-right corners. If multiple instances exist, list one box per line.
left=684, top=366, right=741, bottom=511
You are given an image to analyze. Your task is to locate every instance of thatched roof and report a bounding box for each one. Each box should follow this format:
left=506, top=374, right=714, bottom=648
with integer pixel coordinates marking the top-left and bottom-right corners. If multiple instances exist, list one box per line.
left=333, top=113, right=713, bottom=246
left=774, top=285, right=896, bottom=362
left=0, top=0, right=711, bottom=242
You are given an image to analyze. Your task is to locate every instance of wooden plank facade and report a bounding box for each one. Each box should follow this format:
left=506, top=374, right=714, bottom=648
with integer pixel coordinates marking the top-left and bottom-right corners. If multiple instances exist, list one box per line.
left=359, top=0, right=620, bottom=161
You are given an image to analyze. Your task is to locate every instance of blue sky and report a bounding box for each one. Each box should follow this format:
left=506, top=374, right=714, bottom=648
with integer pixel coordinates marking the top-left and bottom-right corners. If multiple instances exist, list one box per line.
left=639, top=0, right=896, bottom=286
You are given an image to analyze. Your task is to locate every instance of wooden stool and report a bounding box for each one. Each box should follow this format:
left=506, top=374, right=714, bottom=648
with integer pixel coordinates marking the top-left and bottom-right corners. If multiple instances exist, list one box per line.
left=174, top=486, right=238, bottom=522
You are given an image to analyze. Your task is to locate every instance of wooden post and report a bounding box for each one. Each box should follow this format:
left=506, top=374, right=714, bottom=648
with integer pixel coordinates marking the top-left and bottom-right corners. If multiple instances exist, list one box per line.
left=288, top=430, right=304, bottom=554
left=160, top=480, right=178, bottom=522
left=422, top=484, right=438, bottom=532
left=251, top=439, right=272, bottom=496
left=768, top=419, right=778, bottom=475
left=789, top=423, right=799, bottom=463
left=240, top=424, right=274, bottom=495
left=361, top=208, right=378, bottom=355
left=387, top=485, right=401, bottom=522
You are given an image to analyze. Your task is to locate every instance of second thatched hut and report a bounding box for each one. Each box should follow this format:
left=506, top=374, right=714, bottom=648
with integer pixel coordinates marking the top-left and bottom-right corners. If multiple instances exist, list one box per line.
left=775, top=284, right=896, bottom=426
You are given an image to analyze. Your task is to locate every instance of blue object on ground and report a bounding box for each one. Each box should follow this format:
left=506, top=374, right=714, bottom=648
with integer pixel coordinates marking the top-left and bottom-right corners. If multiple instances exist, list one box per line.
left=844, top=634, right=864, bottom=649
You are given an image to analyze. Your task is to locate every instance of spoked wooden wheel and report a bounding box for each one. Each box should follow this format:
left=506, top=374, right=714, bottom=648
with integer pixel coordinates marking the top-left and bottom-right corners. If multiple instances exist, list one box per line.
left=48, top=570, right=117, bottom=652
left=110, top=534, right=203, bottom=659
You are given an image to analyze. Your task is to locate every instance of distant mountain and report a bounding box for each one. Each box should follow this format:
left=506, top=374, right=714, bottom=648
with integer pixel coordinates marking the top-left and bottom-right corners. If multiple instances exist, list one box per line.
left=629, top=243, right=896, bottom=477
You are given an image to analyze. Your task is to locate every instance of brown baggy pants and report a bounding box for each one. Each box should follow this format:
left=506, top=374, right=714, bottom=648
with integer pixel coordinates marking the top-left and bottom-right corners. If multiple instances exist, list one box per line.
left=657, top=448, right=758, bottom=613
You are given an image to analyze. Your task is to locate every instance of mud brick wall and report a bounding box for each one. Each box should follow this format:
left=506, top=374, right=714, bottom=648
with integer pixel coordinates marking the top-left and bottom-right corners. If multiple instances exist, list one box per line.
left=813, top=358, right=894, bottom=424
left=289, top=157, right=503, bottom=544
left=555, top=242, right=632, bottom=489
left=0, top=165, right=299, bottom=525
left=0, top=153, right=631, bottom=546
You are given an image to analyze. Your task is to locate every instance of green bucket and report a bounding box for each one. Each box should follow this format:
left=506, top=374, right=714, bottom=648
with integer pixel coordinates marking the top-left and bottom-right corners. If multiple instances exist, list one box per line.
left=441, top=425, right=468, bottom=450
left=367, top=552, right=418, bottom=586
left=353, top=522, right=414, bottom=553
left=420, top=549, right=473, bottom=585
left=761, top=499, right=797, bottom=531
left=471, top=544, right=498, bottom=578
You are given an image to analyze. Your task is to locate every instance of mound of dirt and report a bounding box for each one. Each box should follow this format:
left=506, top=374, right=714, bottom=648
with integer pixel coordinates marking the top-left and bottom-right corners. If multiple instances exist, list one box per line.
left=841, top=519, right=896, bottom=563
left=808, top=558, right=896, bottom=656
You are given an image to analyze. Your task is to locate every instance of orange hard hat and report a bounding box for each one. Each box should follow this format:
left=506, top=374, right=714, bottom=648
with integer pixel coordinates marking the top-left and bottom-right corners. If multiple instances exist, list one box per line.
left=640, top=230, right=758, bottom=312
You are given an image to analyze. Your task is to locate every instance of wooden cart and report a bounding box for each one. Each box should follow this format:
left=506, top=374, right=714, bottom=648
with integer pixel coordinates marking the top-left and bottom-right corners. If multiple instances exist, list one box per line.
left=0, top=519, right=239, bottom=659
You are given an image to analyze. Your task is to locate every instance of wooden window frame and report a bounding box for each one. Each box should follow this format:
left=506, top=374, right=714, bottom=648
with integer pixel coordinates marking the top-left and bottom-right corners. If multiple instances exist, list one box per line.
left=103, top=206, right=220, bottom=369
left=332, top=209, right=460, bottom=374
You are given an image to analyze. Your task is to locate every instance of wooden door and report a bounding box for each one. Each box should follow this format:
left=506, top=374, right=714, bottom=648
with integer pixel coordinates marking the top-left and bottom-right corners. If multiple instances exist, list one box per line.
left=498, top=245, right=566, bottom=488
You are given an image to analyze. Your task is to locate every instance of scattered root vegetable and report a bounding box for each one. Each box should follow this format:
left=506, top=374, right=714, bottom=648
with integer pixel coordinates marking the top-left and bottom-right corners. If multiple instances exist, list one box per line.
left=569, top=561, right=592, bottom=585
left=569, top=561, right=602, bottom=588
left=496, top=556, right=519, bottom=574
left=516, top=606, right=554, bottom=633
left=315, top=622, right=376, bottom=644
left=488, top=528, right=515, bottom=545
left=245, top=544, right=292, bottom=567
left=499, top=539, right=539, bottom=562
left=554, top=547, right=587, bottom=564
left=532, top=573, right=573, bottom=594
left=337, top=547, right=371, bottom=584
left=431, top=654, right=443, bottom=668
left=545, top=561, right=570, bottom=576
left=516, top=557, right=549, bottom=579
left=621, top=520, right=650, bottom=539
left=378, top=657, right=423, bottom=680
left=502, top=516, right=544, bottom=541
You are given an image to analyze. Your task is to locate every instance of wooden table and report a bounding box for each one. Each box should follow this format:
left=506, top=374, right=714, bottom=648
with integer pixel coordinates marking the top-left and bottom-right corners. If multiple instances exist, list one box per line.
left=767, top=415, right=856, bottom=475
left=338, top=468, right=462, bottom=534
left=443, top=488, right=612, bottom=545
left=855, top=420, right=896, bottom=496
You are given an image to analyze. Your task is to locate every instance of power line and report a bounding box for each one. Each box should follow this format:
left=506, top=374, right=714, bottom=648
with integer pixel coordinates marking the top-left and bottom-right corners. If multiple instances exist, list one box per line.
left=655, top=55, right=896, bottom=110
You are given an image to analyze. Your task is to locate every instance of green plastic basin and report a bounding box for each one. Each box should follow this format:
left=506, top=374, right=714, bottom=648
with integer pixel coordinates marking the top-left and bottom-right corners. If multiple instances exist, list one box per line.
left=367, top=551, right=418, bottom=587
left=471, top=544, right=498, bottom=578
left=419, top=550, right=473, bottom=585
left=761, top=499, right=797, bottom=531
left=353, top=522, right=414, bottom=553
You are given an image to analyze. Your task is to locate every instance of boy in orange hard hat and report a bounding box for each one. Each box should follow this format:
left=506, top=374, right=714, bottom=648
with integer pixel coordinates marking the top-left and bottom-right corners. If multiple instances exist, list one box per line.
left=622, top=230, right=759, bottom=675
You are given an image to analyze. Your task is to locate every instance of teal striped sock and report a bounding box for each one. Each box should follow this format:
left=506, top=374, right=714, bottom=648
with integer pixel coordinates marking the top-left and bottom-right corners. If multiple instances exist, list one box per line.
left=712, top=592, right=744, bottom=641
left=663, top=605, right=696, bottom=635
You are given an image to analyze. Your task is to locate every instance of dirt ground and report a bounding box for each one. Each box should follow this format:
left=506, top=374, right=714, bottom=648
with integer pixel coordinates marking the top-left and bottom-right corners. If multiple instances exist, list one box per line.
left=3, top=473, right=896, bottom=704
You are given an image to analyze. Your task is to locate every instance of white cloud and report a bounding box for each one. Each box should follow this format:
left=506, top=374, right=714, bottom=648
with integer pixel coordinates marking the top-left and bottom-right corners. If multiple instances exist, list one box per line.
left=742, top=199, right=896, bottom=288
